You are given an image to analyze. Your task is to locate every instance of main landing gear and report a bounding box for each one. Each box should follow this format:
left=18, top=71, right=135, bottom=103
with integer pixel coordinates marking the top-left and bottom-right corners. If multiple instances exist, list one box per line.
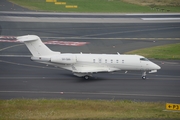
left=142, top=71, right=146, bottom=80
left=84, top=75, right=90, bottom=80
left=73, top=73, right=91, bottom=80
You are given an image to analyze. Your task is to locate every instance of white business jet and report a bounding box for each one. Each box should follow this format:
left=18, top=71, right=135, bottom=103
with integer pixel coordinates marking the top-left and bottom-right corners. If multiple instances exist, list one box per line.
left=17, top=35, right=161, bottom=80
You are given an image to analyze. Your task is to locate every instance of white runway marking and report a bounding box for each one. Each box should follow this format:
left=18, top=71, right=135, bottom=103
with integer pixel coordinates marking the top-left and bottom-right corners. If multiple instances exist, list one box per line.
left=0, top=59, right=60, bottom=70
left=80, top=26, right=180, bottom=37
left=112, top=72, right=180, bottom=80
left=1, top=16, right=180, bottom=23
left=0, top=55, right=31, bottom=57
left=41, top=37, right=180, bottom=40
left=142, top=18, right=180, bottom=20
left=0, top=44, right=23, bottom=51
left=0, top=90, right=180, bottom=98
left=126, top=13, right=180, bottom=15
left=1, top=11, right=180, bottom=16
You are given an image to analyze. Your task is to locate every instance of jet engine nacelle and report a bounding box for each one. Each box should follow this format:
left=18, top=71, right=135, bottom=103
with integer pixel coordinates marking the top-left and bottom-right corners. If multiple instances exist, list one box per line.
left=51, top=54, right=77, bottom=64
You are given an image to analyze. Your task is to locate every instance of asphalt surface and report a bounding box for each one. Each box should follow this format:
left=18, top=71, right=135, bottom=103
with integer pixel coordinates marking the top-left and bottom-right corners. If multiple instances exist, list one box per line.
left=0, top=0, right=180, bottom=103
left=0, top=0, right=32, bottom=11
left=0, top=56, right=180, bottom=103
left=1, top=11, right=180, bottom=18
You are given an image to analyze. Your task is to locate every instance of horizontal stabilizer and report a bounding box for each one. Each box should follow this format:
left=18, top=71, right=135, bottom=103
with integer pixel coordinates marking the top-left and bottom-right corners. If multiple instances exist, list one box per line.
left=17, top=35, right=38, bottom=42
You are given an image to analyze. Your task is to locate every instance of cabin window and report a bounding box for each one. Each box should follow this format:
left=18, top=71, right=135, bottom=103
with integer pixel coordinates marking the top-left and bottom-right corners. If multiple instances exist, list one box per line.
left=111, top=59, right=113, bottom=63
left=105, top=59, right=107, bottom=63
left=93, top=59, right=95, bottom=63
left=99, top=58, right=102, bottom=63
left=122, top=60, right=124, bottom=63
left=116, top=60, right=119, bottom=63
left=140, top=58, right=149, bottom=61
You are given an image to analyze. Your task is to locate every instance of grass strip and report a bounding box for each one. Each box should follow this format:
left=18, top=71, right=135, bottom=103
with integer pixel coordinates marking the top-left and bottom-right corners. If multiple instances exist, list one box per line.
left=126, top=43, right=180, bottom=60
left=123, top=0, right=180, bottom=6
left=8, top=0, right=180, bottom=13
left=0, top=99, right=180, bottom=120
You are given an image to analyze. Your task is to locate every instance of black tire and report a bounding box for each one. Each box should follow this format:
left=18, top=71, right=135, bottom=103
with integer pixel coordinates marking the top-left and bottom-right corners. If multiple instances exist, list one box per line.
left=142, top=76, right=146, bottom=80
left=84, top=75, right=89, bottom=80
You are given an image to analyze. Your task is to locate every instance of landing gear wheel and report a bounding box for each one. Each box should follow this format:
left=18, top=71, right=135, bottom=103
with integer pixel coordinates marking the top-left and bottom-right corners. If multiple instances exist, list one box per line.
left=142, top=76, right=146, bottom=80
left=84, top=75, right=89, bottom=80
left=142, top=71, right=147, bottom=80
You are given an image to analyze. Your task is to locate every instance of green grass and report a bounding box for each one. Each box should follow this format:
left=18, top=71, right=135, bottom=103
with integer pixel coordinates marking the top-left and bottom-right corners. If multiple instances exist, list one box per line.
left=123, top=0, right=180, bottom=6
left=0, top=99, right=180, bottom=120
left=8, top=0, right=180, bottom=12
left=126, top=43, right=180, bottom=60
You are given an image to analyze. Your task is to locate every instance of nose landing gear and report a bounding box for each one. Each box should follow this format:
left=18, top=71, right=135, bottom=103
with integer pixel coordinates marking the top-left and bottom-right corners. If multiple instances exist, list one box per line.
left=142, top=71, right=146, bottom=80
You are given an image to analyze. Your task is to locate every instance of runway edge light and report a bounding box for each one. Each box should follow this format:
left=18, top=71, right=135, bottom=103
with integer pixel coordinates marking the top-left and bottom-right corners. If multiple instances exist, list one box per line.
left=166, top=103, right=180, bottom=111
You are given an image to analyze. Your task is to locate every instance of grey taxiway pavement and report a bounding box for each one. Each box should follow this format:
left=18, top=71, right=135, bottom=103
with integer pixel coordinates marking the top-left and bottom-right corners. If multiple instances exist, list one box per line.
left=0, top=5, right=180, bottom=102
left=0, top=56, right=180, bottom=103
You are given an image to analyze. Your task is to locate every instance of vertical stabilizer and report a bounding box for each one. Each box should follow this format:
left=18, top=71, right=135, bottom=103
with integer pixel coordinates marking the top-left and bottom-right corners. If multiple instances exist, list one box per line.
left=17, top=35, right=59, bottom=57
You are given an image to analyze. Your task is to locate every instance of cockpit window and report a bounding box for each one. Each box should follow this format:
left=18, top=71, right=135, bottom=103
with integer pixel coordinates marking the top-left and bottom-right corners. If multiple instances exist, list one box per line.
left=140, top=58, right=149, bottom=61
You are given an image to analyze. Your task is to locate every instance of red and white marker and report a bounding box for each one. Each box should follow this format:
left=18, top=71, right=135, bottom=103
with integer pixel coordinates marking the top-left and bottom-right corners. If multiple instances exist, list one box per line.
left=0, top=36, right=89, bottom=46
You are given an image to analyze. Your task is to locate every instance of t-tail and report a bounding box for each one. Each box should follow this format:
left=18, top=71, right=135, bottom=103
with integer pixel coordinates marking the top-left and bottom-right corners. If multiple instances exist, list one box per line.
left=17, top=35, right=60, bottom=57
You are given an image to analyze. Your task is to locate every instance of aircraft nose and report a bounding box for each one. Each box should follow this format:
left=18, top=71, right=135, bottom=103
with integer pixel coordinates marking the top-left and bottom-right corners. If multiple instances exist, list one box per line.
left=155, top=64, right=161, bottom=70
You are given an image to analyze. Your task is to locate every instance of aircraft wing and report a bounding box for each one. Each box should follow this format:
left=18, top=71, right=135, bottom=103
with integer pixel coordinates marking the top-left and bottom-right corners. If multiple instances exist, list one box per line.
left=71, top=65, right=120, bottom=73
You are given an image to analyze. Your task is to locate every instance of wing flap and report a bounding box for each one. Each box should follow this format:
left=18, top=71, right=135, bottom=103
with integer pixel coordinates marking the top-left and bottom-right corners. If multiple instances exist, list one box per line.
left=72, top=66, right=120, bottom=73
